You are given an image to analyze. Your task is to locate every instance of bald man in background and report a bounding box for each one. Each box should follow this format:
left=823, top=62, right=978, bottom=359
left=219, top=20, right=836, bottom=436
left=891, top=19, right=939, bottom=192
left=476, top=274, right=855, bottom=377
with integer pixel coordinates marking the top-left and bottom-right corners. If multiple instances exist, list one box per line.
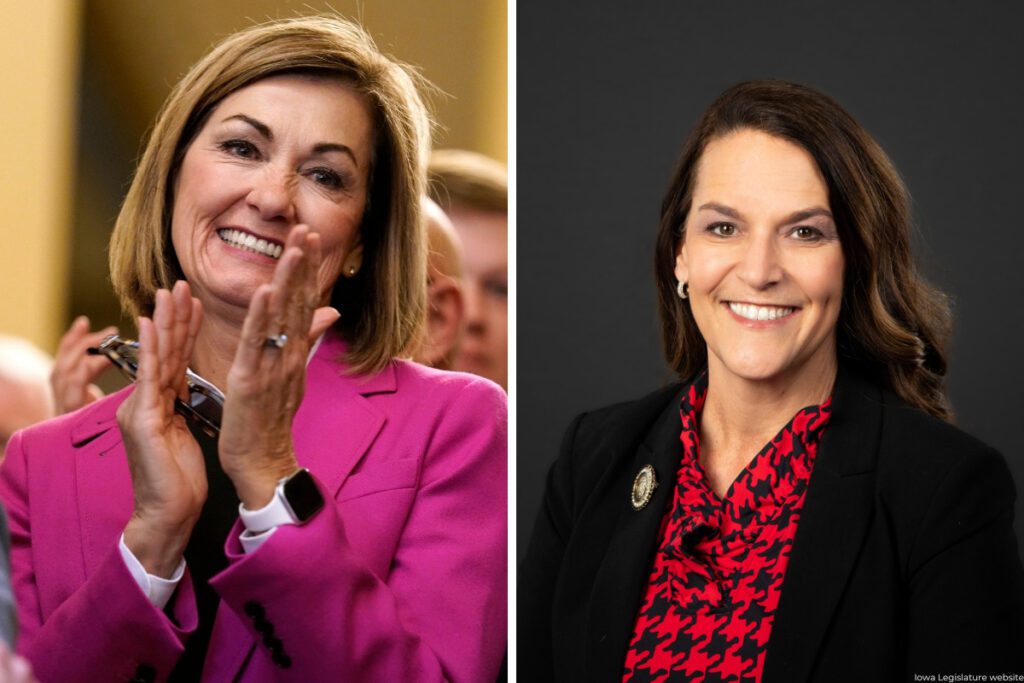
left=412, top=197, right=466, bottom=369
left=428, top=150, right=508, bottom=390
left=0, top=337, right=55, bottom=460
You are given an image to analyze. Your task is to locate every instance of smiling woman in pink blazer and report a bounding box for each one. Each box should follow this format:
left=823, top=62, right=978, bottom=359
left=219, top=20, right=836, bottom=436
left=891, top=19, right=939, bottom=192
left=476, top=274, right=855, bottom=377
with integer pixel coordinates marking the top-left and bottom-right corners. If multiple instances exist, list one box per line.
left=0, top=16, right=506, bottom=683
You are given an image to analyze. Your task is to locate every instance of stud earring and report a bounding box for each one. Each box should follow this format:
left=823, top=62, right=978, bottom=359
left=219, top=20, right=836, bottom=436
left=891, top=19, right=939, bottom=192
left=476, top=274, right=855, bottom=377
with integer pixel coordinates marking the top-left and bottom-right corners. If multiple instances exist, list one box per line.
left=676, top=280, right=688, bottom=299
left=348, top=265, right=357, bottom=276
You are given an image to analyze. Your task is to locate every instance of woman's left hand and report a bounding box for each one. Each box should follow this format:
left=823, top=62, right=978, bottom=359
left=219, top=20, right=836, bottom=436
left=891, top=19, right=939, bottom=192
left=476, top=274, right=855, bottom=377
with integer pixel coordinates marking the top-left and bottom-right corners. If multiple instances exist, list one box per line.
left=218, top=225, right=340, bottom=509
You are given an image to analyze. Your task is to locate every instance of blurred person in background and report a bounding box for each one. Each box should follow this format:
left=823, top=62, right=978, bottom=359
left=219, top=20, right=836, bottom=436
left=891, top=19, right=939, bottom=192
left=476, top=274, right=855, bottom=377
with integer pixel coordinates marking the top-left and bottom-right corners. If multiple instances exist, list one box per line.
left=428, top=149, right=508, bottom=390
left=0, top=505, right=15, bottom=649
left=0, top=337, right=54, bottom=458
left=411, top=196, right=465, bottom=370
left=49, top=317, right=118, bottom=415
left=0, top=320, right=120, bottom=433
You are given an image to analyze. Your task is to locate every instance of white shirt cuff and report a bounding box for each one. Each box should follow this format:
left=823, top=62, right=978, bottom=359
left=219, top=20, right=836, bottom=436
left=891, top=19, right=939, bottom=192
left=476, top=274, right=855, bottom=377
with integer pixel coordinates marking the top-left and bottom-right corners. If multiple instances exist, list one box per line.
left=238, top=526, right=278, bottom=554
left=118, top=532, right=185, bottom=610
left=238, top=494, right=295, bottom=553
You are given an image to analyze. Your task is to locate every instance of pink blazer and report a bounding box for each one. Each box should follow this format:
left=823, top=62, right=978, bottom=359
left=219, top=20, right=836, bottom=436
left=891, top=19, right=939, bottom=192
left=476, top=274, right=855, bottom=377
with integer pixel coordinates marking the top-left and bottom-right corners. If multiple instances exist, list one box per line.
left=0, top=334, right=507, bottom=682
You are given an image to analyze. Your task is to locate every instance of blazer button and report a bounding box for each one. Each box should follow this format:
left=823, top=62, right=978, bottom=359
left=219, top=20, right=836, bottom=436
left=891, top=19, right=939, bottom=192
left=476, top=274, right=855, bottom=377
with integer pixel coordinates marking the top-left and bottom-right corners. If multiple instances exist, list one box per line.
left=130, top=664, right=156, bottom=683
left=272, top=652, right=292, bottom=669
left=244, top=600, right=265, bottom=620
left=264, top=635, right=283, bottom=651
left=254, top=617, right=274, bottom=636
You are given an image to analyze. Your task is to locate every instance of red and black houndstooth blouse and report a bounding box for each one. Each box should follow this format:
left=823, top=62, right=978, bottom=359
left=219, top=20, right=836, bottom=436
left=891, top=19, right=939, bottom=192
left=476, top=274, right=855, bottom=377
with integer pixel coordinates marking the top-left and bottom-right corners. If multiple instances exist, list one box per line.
left=622, top=372, right=832, bottom=682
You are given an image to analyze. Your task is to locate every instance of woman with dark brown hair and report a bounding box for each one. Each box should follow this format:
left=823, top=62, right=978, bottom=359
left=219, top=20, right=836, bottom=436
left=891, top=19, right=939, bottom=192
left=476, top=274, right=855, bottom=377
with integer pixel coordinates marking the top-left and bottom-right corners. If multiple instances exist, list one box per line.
left=520, top=80, right=1024, bottom=681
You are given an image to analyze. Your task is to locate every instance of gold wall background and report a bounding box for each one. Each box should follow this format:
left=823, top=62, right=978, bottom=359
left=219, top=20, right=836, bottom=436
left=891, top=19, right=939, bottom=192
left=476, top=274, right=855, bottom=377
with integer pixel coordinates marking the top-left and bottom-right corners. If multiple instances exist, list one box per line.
left=1, top=0, right=506, bottom=358
left=0, top=1, right=81, bottom=350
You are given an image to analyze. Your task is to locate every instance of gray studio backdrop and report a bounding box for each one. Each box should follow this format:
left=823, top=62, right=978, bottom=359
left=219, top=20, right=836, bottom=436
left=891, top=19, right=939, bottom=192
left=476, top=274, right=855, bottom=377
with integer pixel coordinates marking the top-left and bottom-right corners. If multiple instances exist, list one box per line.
left=518, top=0, right=1024, bottom=563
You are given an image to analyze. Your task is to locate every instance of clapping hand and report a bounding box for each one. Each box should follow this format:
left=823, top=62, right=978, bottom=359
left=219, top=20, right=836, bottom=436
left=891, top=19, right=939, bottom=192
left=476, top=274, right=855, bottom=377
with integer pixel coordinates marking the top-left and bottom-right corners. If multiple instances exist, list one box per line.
left=218, top=225, right=340, bottom=509
left=119, top=281, right=206, bottom=577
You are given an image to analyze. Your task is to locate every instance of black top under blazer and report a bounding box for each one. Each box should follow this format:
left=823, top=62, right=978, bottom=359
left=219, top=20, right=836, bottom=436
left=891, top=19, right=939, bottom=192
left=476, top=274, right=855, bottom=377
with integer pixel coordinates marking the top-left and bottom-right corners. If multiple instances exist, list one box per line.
left=519, top=370, right=1024, bottom=682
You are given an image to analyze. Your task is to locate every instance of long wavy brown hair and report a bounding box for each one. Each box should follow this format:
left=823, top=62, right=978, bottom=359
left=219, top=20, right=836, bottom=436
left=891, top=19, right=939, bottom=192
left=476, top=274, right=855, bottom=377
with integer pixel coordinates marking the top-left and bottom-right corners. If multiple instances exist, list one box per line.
left=656, top=80, right=953, bottom=421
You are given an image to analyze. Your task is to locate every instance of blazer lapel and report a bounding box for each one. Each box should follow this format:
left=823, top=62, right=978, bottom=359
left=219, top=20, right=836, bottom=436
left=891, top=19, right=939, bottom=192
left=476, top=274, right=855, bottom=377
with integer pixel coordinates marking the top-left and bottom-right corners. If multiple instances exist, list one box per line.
left=762, top=370, right=882, bottom=683
left=291, top=335, right=392, bottom=494
left=72, top=388, right=136, bottom=578
left=586, top=388, right=686, bottom=682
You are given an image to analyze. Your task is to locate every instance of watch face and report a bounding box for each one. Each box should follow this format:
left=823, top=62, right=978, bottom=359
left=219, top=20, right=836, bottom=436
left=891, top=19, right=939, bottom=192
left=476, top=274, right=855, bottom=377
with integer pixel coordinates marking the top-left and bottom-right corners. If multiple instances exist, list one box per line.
left=284, top=469, right=325, bottom=522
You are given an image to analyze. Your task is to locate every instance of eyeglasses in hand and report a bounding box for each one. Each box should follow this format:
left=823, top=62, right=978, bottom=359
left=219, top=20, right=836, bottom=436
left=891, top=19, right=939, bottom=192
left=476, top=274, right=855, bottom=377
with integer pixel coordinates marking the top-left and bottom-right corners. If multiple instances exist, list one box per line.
left=88, top=334, right=224, bottom=438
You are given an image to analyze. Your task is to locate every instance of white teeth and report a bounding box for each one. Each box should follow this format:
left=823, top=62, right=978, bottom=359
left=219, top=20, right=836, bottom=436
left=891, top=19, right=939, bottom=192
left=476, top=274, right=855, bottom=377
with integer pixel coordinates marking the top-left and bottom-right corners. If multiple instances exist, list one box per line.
left=217, top=229, right=282, bottom=259
left=728, top=302, right=796, bottom=321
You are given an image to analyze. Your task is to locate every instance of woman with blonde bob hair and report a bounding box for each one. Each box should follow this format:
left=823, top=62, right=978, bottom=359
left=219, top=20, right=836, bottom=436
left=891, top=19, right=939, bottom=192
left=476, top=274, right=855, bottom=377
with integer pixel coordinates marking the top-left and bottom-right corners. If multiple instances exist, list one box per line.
left=1, top=15, right=506, bottom=683
left=520, top=80, right=1024, bottom=681
left=111, top=14, right=429, bottom=373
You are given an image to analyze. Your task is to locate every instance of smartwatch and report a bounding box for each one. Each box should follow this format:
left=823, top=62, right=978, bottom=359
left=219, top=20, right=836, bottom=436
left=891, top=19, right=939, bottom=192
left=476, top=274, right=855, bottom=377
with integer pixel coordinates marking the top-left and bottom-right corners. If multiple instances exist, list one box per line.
left=242, top=468, right=325, bottom=531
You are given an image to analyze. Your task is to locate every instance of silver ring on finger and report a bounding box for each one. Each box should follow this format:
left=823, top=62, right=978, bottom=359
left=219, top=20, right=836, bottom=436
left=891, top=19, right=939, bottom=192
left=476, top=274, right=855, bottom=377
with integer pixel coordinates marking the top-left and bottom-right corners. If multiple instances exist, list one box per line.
left=265, top=333, right=288, bottom=350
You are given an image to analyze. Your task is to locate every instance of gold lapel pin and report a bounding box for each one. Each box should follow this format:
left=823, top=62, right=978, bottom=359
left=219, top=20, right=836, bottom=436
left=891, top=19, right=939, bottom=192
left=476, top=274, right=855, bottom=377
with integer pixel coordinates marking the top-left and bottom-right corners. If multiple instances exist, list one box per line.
left=631, top=465, right=658, bottom=511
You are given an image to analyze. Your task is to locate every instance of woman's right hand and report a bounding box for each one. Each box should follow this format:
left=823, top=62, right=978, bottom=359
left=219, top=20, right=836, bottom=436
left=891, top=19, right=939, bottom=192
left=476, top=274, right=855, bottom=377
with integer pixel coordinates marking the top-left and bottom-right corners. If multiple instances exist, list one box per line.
left=119, top=281, right=206, bottom=578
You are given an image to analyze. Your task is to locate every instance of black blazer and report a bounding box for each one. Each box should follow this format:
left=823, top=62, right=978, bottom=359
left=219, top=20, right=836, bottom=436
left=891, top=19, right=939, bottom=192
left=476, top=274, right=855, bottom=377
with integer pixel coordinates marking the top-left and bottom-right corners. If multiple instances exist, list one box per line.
left=519, top=370, right=1024, bottom=682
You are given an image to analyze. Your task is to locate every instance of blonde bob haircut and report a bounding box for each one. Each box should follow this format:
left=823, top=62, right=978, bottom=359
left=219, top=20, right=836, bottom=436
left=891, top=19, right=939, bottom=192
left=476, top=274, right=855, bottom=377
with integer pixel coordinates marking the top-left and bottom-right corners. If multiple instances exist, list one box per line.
left=109, top=15, right=432, bottom=375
